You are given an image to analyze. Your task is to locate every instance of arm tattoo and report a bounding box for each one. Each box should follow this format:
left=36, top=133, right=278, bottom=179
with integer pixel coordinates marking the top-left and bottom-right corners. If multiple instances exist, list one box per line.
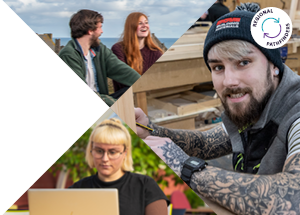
left=189, top=153, right=300, bottom=214
left=148, top=120, right=232, bottom=160
left=159, top=140, right=189, bottom=177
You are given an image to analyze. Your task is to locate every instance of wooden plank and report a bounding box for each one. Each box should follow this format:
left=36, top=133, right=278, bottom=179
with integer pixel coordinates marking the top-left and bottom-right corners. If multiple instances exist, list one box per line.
left=156, top=117, right=195, bottom=130
left=132, top=59, right=212, bottom=93
left=180, top=91, right=216, bottom=103
left=147, top=107, right=177, bottom=120
left=134, top=92, right=148, bottom=115
left=293, top=20, right=300, bottom=29
left=197, top=122, right=222, bottom=132
left=111, top=87, right=136, bottom=133
left=157, top=43, right=204, bottom=62
left=177, top=100, right=221, bottom=115
left=187, top=25, right=211, bottom=34
left=151, top=107, right=217, bottom=123
left=295, top=10, right=300, bottom=20
left=148, top=84, right=198, bottom=98
left=148, top=98, right=179, bottom=114
left=290, top=0, right=299, bottom=21
left=288, top=40, right=300, bottom=54
left=172, top=33, right=207, bottom=45
left=150, top=91, right=221, bottom=116
left=285, top=46, right=300, bottom=69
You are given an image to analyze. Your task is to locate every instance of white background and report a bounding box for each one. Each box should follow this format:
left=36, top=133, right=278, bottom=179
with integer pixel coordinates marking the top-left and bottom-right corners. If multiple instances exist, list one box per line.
left=0, top=1, right=109, bottom=214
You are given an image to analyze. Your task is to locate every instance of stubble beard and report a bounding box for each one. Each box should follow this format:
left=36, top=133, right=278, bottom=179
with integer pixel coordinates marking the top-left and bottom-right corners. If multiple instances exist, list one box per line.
left=90, top=35, right=100, bottom=48
left=221, top=65, right=275, bottom=129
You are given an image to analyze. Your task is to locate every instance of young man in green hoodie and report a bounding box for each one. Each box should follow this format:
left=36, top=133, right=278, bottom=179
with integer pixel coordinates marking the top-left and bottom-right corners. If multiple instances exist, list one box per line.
left=59, top=9, right=140, bottom=106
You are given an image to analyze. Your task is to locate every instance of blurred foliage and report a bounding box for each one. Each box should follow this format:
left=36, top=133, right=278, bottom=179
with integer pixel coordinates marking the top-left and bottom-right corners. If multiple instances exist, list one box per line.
left=49, top=128, right=96, bottom=182
left=184, top=188, right=205, bottom=208
left=49, top=124, right=183, bottom=188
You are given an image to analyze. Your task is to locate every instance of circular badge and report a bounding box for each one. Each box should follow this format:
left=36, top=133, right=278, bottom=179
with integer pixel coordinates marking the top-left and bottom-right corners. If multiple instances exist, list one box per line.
left=251, top=7, right=292, bottom=49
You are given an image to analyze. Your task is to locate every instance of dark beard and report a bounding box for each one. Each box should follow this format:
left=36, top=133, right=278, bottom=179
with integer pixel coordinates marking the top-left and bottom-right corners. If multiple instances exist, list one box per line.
left=90, top=36, right=100, bottom=48
left=221, top=66, right=274, bottom=129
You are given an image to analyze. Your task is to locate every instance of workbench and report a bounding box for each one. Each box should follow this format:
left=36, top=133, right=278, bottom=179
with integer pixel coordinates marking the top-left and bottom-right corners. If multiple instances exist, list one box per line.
left=132, top=32, right=211, bottom=116
left=132, top=30, right=300, bottom=130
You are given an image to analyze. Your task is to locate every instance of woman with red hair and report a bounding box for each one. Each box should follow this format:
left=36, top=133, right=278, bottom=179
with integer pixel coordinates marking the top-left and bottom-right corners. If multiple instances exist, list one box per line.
left=112, top=12, right=163, bottom=92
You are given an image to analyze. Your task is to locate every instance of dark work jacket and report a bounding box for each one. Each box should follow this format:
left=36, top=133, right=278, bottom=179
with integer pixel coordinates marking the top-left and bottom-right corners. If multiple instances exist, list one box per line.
left=208, top=2, right=230, bottom=23
left=223, top=65, right=300, bottom=174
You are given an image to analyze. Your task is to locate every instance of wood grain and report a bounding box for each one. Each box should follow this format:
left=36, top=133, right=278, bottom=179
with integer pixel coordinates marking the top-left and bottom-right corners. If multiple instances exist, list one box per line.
left=111, top=87, right=136, bottom=133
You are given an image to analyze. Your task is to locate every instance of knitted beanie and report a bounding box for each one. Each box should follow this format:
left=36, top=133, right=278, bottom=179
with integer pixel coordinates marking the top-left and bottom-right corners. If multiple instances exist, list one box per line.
left=203, top=3, right=284, bottom=73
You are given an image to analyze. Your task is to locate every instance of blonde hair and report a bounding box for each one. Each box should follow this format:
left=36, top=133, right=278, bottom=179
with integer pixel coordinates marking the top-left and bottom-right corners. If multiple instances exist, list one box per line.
left=85, top=118, right=134, bottom=171
left=209, top=40, right=255, bottom=61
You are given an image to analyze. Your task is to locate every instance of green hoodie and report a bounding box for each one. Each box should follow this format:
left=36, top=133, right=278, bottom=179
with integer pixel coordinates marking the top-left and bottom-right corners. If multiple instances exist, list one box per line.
left=59, top=39, right=140, bottom=106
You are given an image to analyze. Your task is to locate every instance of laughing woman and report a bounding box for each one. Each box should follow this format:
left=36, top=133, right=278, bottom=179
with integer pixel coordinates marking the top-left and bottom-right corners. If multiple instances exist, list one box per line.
left=69, top=118, right=169, bottom=215
left=111, top=12, right=163, bottom=92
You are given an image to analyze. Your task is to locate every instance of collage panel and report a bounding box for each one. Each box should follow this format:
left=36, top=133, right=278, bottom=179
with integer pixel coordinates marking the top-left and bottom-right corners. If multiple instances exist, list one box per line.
left=4, top=0, right=216, bottom=107
left=6, top=109, right=205, bottom=215
left=0, top=1, right=110, bottom=214
left=114, top=0, right=300, bottom=214
left=5, top=1, right=300, bottom=214
left=0, top=0, right=213, bottom=214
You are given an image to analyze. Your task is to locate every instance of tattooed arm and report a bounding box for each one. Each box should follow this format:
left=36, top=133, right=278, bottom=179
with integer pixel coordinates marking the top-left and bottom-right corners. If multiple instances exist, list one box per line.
left=135, top=108, right=232, bottom=160
left=147, top=137, right=300, bottom=215
left=190, top=154, right=300, bottom=214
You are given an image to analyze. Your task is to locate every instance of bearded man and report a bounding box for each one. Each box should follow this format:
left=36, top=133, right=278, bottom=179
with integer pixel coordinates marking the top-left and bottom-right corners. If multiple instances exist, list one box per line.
left=135, top=3, right=300, bottom=214
left=59, top=10, right=140, bottom=106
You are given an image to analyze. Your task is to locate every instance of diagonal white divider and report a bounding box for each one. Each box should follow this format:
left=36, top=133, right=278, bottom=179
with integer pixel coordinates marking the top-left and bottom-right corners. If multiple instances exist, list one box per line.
left=0, top=1, right=109, bottom=214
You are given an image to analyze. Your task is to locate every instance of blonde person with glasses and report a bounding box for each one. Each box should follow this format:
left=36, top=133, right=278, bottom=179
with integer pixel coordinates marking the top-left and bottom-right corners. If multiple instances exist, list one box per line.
left=69, top=118, right=169, bottom=215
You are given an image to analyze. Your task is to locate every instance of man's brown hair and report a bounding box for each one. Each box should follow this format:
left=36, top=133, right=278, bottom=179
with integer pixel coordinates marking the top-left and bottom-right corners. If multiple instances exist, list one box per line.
left=69, top=9, right=103, bottom=39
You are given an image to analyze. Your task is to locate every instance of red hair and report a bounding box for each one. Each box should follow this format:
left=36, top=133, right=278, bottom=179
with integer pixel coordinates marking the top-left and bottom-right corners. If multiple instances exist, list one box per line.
left=121, top=12, right=163, bottom=74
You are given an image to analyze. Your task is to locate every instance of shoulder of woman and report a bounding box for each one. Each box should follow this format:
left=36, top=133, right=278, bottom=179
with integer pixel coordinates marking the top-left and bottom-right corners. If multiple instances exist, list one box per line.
left=111, top=42, right=126, bottom=56
left=142, top=46, right=162, bottom=56
left=153, top=48, right=163, bottom=57
left=147, top=48, right=163, bottom=63
left=111, top=42, right=123, bottom=50
left=128, top=172, right=157, bottom=184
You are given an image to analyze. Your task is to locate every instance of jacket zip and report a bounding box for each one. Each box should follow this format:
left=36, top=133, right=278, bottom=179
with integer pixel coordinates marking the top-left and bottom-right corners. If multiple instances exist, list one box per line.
left=240, top=132, right=246, bottom=172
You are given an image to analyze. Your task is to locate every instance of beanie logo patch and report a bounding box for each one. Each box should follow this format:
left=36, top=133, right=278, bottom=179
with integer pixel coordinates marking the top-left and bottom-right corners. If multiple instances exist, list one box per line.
left=216, top=18, right=241, bottom=32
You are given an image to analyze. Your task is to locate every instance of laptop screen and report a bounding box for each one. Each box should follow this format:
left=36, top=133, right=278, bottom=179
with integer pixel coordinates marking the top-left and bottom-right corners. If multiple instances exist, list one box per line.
left=28, top=189, right=119, bottom=215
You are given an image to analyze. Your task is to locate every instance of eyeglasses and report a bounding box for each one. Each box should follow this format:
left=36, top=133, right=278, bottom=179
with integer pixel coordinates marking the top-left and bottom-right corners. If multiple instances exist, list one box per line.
left=91, top=146, right=126, bottom=160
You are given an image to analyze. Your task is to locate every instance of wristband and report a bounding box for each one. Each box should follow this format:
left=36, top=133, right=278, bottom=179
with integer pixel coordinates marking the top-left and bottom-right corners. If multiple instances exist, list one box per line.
left=181, top=157, right=207, bottom=187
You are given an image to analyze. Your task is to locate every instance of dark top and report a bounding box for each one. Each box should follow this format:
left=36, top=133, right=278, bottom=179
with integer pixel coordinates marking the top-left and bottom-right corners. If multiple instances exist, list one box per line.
left=208, top=2, right=230, bottom=23
left=69, top=172, right=169, bottom=215
left=111, top=42, right=162, bottom=92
